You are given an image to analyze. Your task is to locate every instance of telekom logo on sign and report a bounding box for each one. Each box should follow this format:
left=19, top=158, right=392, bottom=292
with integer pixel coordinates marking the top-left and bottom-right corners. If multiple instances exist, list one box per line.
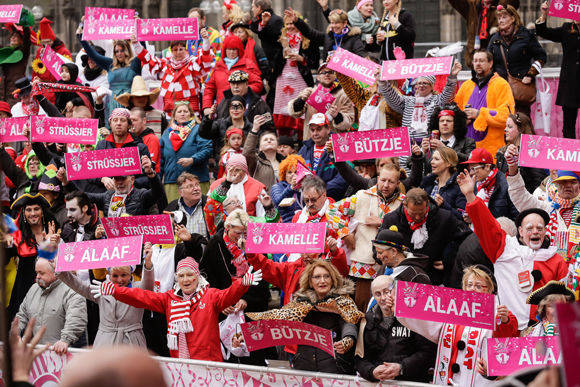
left=549, top=0, right=580, bottom=21
left=395, top=281, right=495, bottom=329
left=136, top=18, right=198, bottom=41
left=246, top=222, right=326, bottom=254
left=31, top=116, right=99, bottom=145
left=331, top=127, right=411, bottom=162
left=0, top=5, right=22, bottom=23
left=380, top=56, right=453, bottom=81
left=56, top=235, right=143, bottom=272
left=0, top=117, right=29, bottom=142
left=518, top=134, right=580, bottom=171
left=487, top=337, right=561, bottom=376
left=64, top=147, right=142, bottom=181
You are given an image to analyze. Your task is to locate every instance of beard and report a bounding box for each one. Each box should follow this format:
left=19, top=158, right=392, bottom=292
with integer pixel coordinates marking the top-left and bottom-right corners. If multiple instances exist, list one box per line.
left=37, top=279, right=48, bottom=288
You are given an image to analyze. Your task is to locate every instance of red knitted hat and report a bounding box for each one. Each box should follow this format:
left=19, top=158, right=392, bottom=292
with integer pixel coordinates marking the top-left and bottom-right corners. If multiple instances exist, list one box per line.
left=38, top=18, right=56, bottom=42
left=222, top=35, right=245, bottom=58
left=0, top=101, right=12, bottom=116
left=176, top=257, right=200, bottom=275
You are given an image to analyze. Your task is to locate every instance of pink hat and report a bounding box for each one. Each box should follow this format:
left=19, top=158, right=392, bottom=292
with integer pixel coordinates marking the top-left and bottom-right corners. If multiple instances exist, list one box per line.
left=357, top=0, right=373, bottom=9
left=226, top=153, right=248, bottom=174
left=176, top=257, right=200, bottom=275
left=108, top=108, right=130, bottom=122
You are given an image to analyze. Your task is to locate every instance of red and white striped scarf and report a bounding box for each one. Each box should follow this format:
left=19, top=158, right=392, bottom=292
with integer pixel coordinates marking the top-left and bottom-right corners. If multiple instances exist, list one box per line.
left=475, top=169, right=498, bottom=204
left=547, top=196, right=579, bottom=248
left=167, top=286, right=208, bottom=357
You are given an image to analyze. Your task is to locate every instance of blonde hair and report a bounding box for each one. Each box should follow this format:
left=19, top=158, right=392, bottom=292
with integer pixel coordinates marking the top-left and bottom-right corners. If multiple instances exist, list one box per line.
left=298, top=260, right=344, bottom=294
left=328, top=9, right=349, bottom=24
left=224, top=208, right=250, bottom=229
left=280, top=11, right=310, bottom=49
left=434, top=146, right=459, bottom=172
left=462, top=266, right=494, bottom=294
left=537, top=294, right=572, bottom=320
left=170, top=101, right=198, bottom=126
left=223, top=4, right=247, bottom=25
left=111, top=40, right=134, bottom=70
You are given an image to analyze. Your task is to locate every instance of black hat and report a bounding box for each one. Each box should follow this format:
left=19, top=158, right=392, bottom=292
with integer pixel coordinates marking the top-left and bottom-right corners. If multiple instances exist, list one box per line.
left=515, top=208, right=550, bottom=228
left=278, top=135, right=295, bottom=148
left=230, top=22, right=251, bottom=31
left=14, top=77, right=32, bottom=96
left=81, top=45, right=106, bottom=67
left=10, top=193, right=51, bottom=211
left=526, top=281, right=575, bottom=305
left=372, top=225, right=409, bottom=252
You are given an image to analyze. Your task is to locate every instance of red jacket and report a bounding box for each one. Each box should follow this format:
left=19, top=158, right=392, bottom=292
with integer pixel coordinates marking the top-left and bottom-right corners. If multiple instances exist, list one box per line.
left=202, top=57, right=262, bottom=109
left=246, top=250, right=349, bottom=305
left=139, top=129, right=161, bottom=173
left=114, top=280, right=247, bottom=361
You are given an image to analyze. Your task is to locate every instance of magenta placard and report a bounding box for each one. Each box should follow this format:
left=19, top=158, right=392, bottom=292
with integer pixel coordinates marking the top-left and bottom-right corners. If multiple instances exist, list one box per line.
left=246, top=222, right=326, bottom=254
left=395, top=281, right=495, bottom=329
left=41, top=45, right=64, bottom=81
left=64, top=147, right=142, bottom=181
left=85, top=6, right=135, bottom=21
left=306, top=84, right=335, bottom=113
left=487, top=337, right=561, bottom=376
left=327, top=47, right=379, bottom=86
left=101, top=214, right=175, bottom=244
left=0, top=117, right=29, bottom=142
left=30, top=116, right=98, bottom=144
left=381, top=56, right=454, bottom=81
left=240, top=320, right=335, bottom=356
left=331, top=127, right=411, bottom=162
left=556, top=302, right=580, bottom=387
left=519, top=134, right=580, bottom=171
left=83, top=7, right=136, bottom=40
left=0, top=5, right=22, bottom=23
left=549, top=0, right=580, bottom=21
left=136, top=18, right=198, bottom=41
left=56, top=235, right=143, bottom=272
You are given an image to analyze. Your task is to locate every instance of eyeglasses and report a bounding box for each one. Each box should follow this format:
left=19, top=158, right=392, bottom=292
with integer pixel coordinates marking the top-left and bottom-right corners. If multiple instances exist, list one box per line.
left=415, top=82, right=431, bottom=87
left=466, top=282, right=488, bottom=291
left=468, top=165, right=485, bottom=173
left=230, top=103, right=244, bottom=110
left=303, top=194, right=323, bottom=204
left=312, top=274, right=331, bottom=281
left=319, top=70, right=334, bottom=75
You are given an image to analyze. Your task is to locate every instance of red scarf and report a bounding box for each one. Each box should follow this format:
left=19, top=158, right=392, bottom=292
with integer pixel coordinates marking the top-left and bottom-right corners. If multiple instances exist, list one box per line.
left=169, top=123, right=192, bottom=151
left=475, top=169, right=498, bottom=204
left=479, top=6, right=488, bottom=40
left=404, top=206, right=429, bottom=231
left=287, top=32, right=302, bottom=48
left=224, top=233, right=249, bottom=278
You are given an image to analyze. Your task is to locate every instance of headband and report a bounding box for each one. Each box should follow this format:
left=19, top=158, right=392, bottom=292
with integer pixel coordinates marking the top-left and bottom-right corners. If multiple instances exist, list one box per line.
left=438, top=110, right=455, bottom=118
left=226, top=127, right=243, bottom=138
left=108, top=108, right=130, bottom=122
left=357, top=0, right=373, bottom=9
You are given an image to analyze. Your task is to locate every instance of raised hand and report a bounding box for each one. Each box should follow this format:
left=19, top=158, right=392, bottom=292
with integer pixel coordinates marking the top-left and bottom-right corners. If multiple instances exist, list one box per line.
left=261, top=11, right=271, bottom=25
left=175, top=224, right=192, bottom=242
left=242, top=266, right=262, bottom=286
left=451, top=61, right=462, bottom=76
left=143, top=242, right=153, bottom=270
left=456, top=171, right=476, bottom=202
left=141, top=155, right=155, bottom=176
left=10, top=317, right=48, bottom=381
left=258, top=192, right=273, bottom=207
left=90, top=279, right=116, bottom=298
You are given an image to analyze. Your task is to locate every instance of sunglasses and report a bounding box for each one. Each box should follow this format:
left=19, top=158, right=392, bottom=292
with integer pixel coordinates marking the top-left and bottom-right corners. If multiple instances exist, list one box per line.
left=230, top=103, right=244, bottom=110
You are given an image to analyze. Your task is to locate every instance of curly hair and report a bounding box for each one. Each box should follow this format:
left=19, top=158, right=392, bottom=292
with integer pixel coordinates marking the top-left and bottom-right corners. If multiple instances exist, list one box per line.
left=111, top=40, right=134, bottom=70
left=278, top=154, right=305, bottom=181
left=298, top=260, right=344, bottom=295
left=428, top=103, right=468, bottom=140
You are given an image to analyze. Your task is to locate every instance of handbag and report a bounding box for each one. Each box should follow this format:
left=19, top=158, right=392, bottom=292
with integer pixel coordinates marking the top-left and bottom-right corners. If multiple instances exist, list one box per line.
left=499, top=45, right=536, bottom=105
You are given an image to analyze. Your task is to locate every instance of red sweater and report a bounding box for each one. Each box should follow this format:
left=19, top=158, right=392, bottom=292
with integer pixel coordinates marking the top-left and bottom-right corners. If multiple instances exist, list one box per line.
left=114, top=281, right=247, bottom=361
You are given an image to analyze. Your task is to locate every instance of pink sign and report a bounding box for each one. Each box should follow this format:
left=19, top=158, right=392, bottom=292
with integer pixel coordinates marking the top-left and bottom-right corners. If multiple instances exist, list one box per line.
left=83, top=7, right=136, bottom=40
left=0, top=117, right=29, bottom=142
left=64, top=147, right=142, bottom=181
left=380, top=56, right=454, bottom=81
left=549, top=0, right=580, bottom=21
left=306, top=85, right=335, bottom=113
left=240, top=320, right=335, bottom=356
left=395, top=281, right=495, bottom=329
left=41, top=45, right=64, bottom=81
left=30, top=116, right=98, bottom=145
left=519, top=134, right=580, bottom=171
left=0, top=5, right=22, bottom=23
left=327, top=47, right=379, bottom=86
left=331, top=127, right=411, bottom=162
left=246, top=222, right=326, bottom=254
left=556, top=302, right=580, bottom=386
left=487, top=337, right=561, bottom=376
left=101, top=214, right=175, bottom=244
left=56, top=235, right=143, bottom=272
left=136, top=18, right=198, bottom=42
left=294, top=160, right=313, bottom=189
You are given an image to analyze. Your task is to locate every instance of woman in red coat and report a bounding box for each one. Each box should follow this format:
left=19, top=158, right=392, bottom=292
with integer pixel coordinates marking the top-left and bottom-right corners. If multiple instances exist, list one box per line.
left=90, top=257, right=262, bottom=361
left=202, top=35, right=262, bottom=113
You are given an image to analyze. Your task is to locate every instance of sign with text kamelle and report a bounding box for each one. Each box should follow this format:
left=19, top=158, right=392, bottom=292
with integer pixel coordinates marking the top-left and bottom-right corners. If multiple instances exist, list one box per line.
left=380, top=56, right=453, bottom=81
left=136, top=18, right=198, bottom=41
left=0, top=5, right=22, bottom=23
left=0, top=116, right=29, bottom=142
left=518, top=134, right=580, bottom=171
left=245, top=222, right=326, bottom=254
left=331, top=127, right=411, bottom=162
left=31, top=116, right=99, bottom=145
left=83, top=7, right=136, bottom=40
left=64, top=147, right=142, bottom=181
left=101, top=214, right=175, bottom=245
left=395, top=281, right=495, bottom=329
left=327, top=47, right=379, bottom=86
left=240, top=320, right=335, bottom=356
left=549, top=0, right=580, bottom=21
left=487, top=337, right=561, bottom=376
left=56, top=235, right=143, bottom=272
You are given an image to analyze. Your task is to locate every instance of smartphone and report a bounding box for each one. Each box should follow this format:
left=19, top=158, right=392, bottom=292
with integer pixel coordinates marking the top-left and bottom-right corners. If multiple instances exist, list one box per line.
left=262, top=112, right=272, bottom=122
left=279, top=197, right=296, bottom=207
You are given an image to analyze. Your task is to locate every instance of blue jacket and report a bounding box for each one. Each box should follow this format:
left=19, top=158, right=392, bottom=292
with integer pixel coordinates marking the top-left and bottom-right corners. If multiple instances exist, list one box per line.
left=421, top=172, right=466, bottom=220
left=474, top=170, right=519, bottom=220
left=270, top=181, right=303, bottom=223
left=298, top=139, right=347, bottom=200
left=160, top=124, right=212, bottom=183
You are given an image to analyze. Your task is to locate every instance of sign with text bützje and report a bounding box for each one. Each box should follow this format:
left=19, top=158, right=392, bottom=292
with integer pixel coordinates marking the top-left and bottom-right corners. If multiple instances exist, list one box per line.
left=331, top=127, right=411, bottom=162
left=380, top=56, right=453, bottom=81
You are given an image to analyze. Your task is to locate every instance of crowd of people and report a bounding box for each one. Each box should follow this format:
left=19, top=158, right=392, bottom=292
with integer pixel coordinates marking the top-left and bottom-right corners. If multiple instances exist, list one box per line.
left=0, top=0, right=579, bottom=385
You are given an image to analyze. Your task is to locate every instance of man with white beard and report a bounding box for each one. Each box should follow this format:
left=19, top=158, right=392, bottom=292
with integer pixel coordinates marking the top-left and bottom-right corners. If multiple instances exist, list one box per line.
left=15, top=258, right=87, bottom=355
left=458, top=171, right=568, bottom=330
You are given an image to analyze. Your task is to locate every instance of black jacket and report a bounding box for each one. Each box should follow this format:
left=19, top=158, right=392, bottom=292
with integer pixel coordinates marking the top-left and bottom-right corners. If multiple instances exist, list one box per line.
left=448, top=232, right=494, bottom=289
left=294, top=18, right=366, bottom=62
left=421, top=172, right=467, bottom=220
left=270, top=40, right=317, bottom=87
left=496, top=147, right=547, bottom=194
left=380, top=202, right=471, bottom=283
left=488, top=26, right=547, bottom=80
left=199, top=228, right=270, bottom=313
left=95, top=134, right=152, bottom=188
left=215, top=88, right=273, bottom=131
left=370, top=9, right=416, bottom=60
left=250, top=9, right=284, bottom=82
left=60, top=206, right=100, bottom=243
left=198, top=115, right=253, bottom=160
left=392, top=253, right=432, bottom=284
left=473, top=170, right=519, bottom=219
left=535, top=22, right=580, bottom=107
left=356, top=304, right=435, bottom=382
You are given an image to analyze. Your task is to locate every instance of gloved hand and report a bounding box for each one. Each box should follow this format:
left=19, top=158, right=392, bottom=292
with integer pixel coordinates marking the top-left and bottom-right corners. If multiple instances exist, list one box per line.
left=241, top=266, right=262, bottom=286
left=90, top=279, right=116, bottom=298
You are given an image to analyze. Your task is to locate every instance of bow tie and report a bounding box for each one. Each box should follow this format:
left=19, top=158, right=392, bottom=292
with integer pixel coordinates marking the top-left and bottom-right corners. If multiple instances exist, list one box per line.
left=442, top=140, right=449, bottom=146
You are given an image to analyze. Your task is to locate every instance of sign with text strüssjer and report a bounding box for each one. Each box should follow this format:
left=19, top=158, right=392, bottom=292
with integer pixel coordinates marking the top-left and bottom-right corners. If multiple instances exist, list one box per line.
left=64, top=147, right=142, bottom=181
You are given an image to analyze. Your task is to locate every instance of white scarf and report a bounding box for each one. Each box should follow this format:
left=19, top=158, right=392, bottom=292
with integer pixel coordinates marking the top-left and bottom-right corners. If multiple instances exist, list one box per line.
left=410, top=96, right=428, bottom=135
left=358, top=99, right=382, bottom=131
left=227, top=175, right=248, bottom=211
left=410, top=223, right=429, bottom=249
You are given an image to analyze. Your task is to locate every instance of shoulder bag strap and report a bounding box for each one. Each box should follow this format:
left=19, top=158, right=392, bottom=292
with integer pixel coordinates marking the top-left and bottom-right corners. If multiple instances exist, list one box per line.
left=499, top=45, right=511, bottom=77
